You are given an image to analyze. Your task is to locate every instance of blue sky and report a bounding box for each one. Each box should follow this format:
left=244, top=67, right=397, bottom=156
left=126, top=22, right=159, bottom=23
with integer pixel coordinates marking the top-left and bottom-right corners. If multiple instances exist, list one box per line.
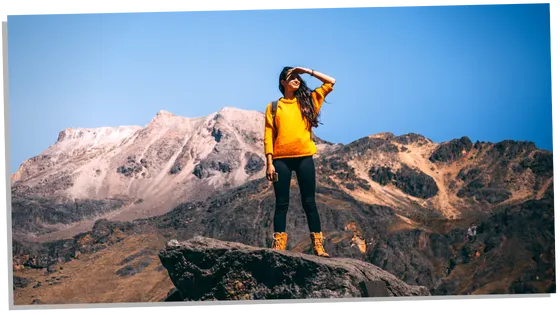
left=7, top=4, right=552, bottom=173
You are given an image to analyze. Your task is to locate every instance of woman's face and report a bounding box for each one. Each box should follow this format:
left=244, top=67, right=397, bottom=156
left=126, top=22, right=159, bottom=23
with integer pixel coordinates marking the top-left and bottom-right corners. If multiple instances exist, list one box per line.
left=282, top=73, right=301, bottom=93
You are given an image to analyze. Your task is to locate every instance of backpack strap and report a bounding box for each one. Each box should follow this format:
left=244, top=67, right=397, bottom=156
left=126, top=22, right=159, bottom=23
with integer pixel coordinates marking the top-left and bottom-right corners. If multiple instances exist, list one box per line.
left=271, top=100, right=278, bottom=139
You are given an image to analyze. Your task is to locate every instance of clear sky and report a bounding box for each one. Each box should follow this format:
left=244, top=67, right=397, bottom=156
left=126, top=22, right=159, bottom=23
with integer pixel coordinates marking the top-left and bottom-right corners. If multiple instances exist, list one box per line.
left=7, top=3, right=552, bottom=173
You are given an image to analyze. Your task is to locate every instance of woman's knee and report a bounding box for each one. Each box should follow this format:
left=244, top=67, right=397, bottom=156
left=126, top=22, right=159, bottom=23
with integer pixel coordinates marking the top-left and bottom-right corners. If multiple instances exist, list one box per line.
left=301, top=197, right=317, bottom=209
left=275, top=198, right=290, bottom=211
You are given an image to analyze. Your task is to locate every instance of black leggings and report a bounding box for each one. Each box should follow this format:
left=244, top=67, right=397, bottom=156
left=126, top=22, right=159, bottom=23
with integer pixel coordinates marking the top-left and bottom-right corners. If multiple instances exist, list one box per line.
left=272, top=155, right=322, bottom=233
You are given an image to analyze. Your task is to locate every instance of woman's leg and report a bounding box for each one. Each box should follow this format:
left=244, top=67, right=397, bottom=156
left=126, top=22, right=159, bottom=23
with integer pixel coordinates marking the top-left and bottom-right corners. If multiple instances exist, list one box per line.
left=296, top=156, right=329, bottom=257
left=272, top=158, right=292, bottom=232
left=294, top=156, right=322, bottom=233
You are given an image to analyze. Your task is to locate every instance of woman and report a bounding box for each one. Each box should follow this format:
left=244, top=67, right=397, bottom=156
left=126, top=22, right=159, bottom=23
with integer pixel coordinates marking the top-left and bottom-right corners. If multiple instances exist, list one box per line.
left=263, top=66, right=336, bottom=257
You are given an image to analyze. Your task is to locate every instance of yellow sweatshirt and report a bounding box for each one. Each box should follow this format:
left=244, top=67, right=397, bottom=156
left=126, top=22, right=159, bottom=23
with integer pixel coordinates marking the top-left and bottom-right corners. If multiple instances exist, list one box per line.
left=264, top=82, right=334, bottom=159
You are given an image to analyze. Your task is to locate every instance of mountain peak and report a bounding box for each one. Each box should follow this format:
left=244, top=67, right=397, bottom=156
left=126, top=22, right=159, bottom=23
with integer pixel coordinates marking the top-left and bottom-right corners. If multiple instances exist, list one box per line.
left=150, top=109, right=178, bottom=123
left=156, top=109, right=175, bottom=117
left=147, top=109, right=190, bottom=129
left=217, top=106, right=237, bottom=113
left=55, top=126, right=141, bottom=144
left=369, top=132, right=395, bottom=140
left=212, top=107, right=264, bottom=126
left=216, top=106, right=258, bottom=117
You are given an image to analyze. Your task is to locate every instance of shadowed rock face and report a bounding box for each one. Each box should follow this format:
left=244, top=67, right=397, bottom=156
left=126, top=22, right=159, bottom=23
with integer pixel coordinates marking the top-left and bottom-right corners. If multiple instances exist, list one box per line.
left=11, top=171, right=75, bottom=197
left=449, top=140, right=548, bottom=205
left=116, top=155, right=149, bottom=178
left=158, top=236, right=430, bottom=300
left=429, top=136, right=473, bottom=163
left=488, top=140, right=537, bottom=160
left=14, top=276, right=30, bottom=289
left=193, top=160, right=232, bottom=179
left=244, top=152, right=265, bottom=175
left=12, top=219, right=138, bottom=269
left=394, top=133, right=431, bottom=146
left=369, top=165, right=438, bottom=199
left=521, top=151, right=553, bottom=178
left=11, top=196, right=129, bottom=235
left=457, top=186, right=512, bottom=204
left=343, top=136, right=400, bottom=155
left=316, top=156, right=371, bottom=191
left=455, top=164, right=512, bottom=204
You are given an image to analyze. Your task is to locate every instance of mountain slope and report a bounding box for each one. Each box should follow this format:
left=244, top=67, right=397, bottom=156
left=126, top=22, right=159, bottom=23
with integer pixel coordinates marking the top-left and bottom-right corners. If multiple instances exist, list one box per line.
left=315, top=133, right=552, bottom=221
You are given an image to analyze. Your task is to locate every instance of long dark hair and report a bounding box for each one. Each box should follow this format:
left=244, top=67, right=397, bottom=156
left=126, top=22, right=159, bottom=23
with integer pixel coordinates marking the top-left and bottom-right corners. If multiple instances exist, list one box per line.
left=278, top=66, right=320, bottom=130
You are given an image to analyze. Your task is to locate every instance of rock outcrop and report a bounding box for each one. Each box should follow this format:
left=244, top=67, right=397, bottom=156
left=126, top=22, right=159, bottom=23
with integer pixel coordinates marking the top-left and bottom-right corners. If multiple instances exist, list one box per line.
left=158, top=236, right=430, bottom=300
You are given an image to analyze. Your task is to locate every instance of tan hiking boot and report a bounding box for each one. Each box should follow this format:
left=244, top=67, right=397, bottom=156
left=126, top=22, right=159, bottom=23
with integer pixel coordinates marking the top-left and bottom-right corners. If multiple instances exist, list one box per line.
left=271, top=232, right=288, bottom=250
left=310, top=232, right=330, bottom=257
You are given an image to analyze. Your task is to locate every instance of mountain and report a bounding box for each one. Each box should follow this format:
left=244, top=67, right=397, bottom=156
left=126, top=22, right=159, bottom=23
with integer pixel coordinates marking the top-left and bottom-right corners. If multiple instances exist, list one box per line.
left=11, top=107, right=555, bottom=304
left=11, top=108, right=338, bottom=241
left=314, top=133, right=552, bottom=221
